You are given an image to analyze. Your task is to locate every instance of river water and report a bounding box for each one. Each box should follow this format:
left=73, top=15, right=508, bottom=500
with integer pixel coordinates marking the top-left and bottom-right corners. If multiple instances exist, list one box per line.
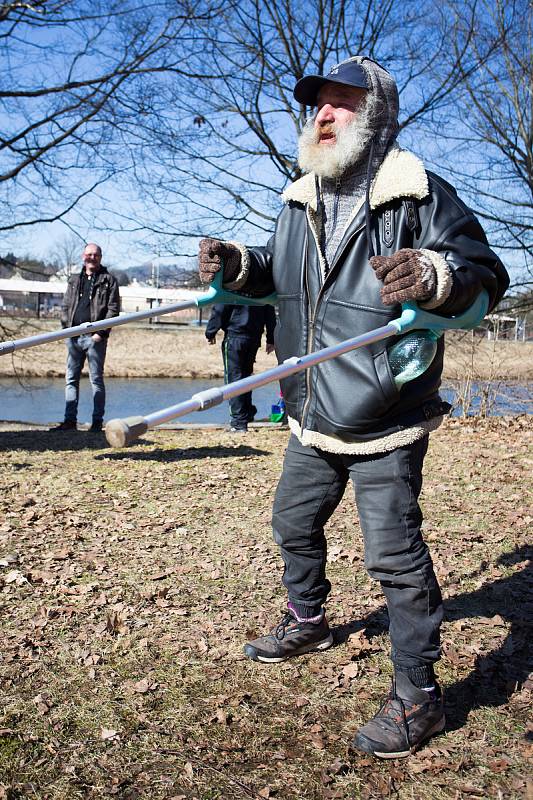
left=0, top=376, right=530, bottom=425
left=0, top=377, right=278, bottom=425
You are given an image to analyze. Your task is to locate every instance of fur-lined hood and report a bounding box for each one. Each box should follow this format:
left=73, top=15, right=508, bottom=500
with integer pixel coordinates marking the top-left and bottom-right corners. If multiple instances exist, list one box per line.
left=282, top=146, right=429, bottom=211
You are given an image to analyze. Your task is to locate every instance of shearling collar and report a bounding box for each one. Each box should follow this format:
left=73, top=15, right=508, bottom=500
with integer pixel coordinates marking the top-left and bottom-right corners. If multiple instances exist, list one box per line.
left=282, top=146, right=429, bottom=211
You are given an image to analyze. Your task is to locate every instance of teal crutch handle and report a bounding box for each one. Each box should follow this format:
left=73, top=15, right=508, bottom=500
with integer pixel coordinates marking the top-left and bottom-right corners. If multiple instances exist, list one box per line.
left=196, top=270, right=278, bottom=308
left=392, top=290, right=489, bottom=334
left=196, top=270, right=488, bottom=334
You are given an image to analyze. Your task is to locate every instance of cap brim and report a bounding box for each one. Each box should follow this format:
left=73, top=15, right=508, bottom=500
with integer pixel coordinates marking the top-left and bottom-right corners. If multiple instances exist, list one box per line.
left=293, top=76, right=329, bottom=106
left=294, top=67, right=368, bottom=106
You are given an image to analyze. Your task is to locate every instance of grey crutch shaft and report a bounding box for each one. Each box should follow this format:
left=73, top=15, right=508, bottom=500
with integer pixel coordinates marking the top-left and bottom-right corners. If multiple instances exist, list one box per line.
left=0, top=299, right=199, bottom=356
left=105, top=322, right=397, bottom=447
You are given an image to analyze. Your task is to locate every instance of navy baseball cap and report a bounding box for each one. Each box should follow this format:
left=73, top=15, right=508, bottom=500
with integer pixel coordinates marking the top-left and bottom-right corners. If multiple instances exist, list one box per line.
left=294, top=59, right=369, bottom=106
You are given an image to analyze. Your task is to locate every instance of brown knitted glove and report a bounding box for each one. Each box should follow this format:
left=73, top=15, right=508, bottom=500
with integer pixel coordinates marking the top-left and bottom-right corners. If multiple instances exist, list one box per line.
left=370, top=248, right=437, bottom=305
left=198, top=238, right=241, bottom=284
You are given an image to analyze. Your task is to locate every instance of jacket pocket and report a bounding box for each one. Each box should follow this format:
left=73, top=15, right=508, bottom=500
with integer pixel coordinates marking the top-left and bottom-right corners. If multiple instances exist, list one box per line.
left=373, top=348, right=399, bottom=404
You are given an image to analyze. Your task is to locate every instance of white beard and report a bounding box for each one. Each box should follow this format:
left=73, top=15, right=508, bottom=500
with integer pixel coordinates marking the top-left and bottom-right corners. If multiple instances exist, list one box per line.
left=298, top=97, right=375, bottom=178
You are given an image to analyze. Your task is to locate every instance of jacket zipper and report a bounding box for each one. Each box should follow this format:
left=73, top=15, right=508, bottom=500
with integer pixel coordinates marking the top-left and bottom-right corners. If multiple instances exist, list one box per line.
left=330, top=177, right=341, bottom=238
left=302, top=221, right=315, bottom=427
left=300, top=216, right=367, bottom=430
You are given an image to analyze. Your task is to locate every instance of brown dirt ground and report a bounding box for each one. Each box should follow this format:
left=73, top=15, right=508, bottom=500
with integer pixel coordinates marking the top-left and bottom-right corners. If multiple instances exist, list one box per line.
left=0, top=416, right=532, bottom=798
left=1, top=320, right=532, bottom=380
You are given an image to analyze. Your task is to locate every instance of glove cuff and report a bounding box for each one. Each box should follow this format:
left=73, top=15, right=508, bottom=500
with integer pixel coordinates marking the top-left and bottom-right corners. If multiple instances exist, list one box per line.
left=418, top=249, right=454, bottom=310
left=222, top=240, right=250, bottom=290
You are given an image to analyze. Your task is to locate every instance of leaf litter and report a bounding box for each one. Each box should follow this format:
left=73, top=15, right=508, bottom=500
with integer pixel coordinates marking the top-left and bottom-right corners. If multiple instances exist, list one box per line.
left=0, top=416, right=531, bottom=798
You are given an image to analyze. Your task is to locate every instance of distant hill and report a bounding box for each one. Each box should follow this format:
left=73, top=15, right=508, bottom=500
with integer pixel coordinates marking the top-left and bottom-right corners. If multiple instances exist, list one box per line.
left=1, top=253, right=57, bottom=281
left=118, top=262, right=201, bottom=288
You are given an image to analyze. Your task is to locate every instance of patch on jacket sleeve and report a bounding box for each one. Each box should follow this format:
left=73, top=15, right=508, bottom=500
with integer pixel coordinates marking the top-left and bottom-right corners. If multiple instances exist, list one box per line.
left=382, top=208, right=395, bottom=248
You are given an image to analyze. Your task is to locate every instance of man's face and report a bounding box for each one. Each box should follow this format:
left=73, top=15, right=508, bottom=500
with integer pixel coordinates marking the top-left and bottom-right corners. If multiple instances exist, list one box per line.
left=298, top=81, right=372, bottom=178
left=83, top=245, right=102, bottom=273
left=315, top=83, right=367, bottom=145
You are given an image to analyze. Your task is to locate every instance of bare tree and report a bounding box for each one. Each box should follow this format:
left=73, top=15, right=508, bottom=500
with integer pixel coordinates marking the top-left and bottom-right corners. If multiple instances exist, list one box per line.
left=48, top=232, right=84, bottom=277
left=0, top=0, right=223, bottom=235
left=428, top=0, right=532, bottom=306
left=3, top=0, right=526, bottom=305
left=0, top=1, right=67, bottom=24
left=113, top=0, right=485, bottom=253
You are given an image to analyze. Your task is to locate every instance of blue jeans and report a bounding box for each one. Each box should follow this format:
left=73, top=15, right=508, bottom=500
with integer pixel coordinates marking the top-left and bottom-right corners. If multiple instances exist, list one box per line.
left=271, top=434, right=443, bottom=669
left=65, top=335, right=107, bottom=424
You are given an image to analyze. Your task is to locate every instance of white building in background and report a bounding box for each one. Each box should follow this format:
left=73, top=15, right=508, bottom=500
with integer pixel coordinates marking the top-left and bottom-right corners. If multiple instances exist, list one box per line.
left=0, top=277, right=209, bottom=324
left=485, top=312, right=529, bottom=341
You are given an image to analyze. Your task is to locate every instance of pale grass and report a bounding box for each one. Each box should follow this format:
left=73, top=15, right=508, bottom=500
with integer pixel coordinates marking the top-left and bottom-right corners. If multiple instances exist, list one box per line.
left=1, top=319, right=532, bottom=380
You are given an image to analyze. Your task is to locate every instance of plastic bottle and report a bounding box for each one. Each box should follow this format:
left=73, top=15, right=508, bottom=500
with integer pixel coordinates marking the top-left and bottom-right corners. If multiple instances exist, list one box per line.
left=388, top=330, right=441, bottom=388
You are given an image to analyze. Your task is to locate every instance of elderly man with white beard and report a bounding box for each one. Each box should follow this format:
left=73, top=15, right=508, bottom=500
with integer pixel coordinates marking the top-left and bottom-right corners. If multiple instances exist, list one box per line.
left=198, top=57, right=508, bottom=758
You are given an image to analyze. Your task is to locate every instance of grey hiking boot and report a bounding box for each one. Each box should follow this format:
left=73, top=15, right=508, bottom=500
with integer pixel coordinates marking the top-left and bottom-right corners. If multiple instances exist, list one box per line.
left=352, top=671, right=445, bottom=759
left=243, top=607, right=333, bottom=663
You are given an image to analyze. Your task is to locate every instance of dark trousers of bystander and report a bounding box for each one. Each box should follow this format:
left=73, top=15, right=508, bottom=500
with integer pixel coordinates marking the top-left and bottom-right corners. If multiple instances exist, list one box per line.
left=222, top=334, right=259, bottom=430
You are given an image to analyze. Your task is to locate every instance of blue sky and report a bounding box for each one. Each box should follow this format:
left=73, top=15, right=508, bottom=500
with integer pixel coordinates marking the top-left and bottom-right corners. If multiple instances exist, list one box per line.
left=2, top=1, right=528, bottom=285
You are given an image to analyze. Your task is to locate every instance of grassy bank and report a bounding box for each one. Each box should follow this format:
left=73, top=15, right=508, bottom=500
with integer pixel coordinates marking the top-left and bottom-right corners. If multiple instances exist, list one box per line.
left=0, top=417, right=531, bottom=798
left=1, top=318, right=532, bottom=380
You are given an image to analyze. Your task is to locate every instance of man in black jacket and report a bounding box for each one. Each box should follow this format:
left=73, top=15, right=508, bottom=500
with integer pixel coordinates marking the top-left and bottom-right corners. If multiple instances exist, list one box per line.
left=50, top=243, right=120, bottom=433
left=198, top=57, right=509, bottom=757
left=205, top=303, right=276, bottom=432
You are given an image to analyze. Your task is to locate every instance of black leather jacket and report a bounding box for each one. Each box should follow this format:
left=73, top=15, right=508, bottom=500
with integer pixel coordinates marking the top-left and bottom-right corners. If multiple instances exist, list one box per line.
left=61, top=267, right=120, bottom=338
left=239, top=167, right=509, bottom=442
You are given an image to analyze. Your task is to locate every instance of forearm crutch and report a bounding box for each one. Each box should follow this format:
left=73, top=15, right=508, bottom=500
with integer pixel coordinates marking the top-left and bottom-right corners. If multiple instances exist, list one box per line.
left=105, top=290, right=489, bottom=448
left=0, top=275, right=276, bottom=356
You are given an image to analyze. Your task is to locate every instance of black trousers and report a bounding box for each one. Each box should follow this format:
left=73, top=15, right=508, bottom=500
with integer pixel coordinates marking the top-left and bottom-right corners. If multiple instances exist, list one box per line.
left=222, top=335, right=259, bottom=428
left=271, top=434, right=443, bottom=669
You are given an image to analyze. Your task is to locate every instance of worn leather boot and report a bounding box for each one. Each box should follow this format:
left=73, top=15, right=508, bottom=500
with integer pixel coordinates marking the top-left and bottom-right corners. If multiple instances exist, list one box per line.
left=352, top=671, right=445, bottom=758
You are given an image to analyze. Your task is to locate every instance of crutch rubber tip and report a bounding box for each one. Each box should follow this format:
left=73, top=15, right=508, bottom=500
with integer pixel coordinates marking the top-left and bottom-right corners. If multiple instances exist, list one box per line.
left=105, top=416, right=148, bottom=448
